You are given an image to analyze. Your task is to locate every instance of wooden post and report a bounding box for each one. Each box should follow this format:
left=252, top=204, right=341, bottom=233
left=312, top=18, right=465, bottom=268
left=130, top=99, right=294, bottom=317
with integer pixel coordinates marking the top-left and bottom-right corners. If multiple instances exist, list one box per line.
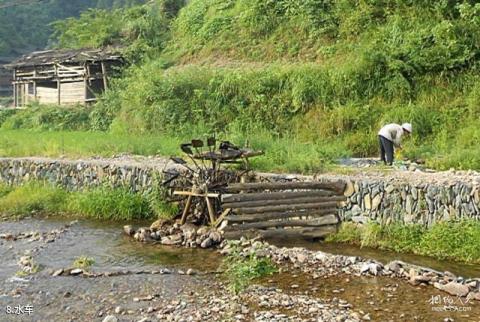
left=205, top=196, right=216, bottom=224
left=12, top=69, right=16, bottom=108
left=180, top=195, right=193, bottom=225
left=33, top=68, right=37, bottom=101
left=84, top=63, right=88, bottom=106
left=101, top=61, right=108, bottom=91
left=55, top=64, right=61, bottom=105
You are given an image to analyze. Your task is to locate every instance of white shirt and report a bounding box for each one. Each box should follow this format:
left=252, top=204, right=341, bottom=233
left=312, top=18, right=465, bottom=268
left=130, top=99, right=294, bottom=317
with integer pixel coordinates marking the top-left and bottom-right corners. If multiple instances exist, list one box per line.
left=378, top=123, right=405, bottom=147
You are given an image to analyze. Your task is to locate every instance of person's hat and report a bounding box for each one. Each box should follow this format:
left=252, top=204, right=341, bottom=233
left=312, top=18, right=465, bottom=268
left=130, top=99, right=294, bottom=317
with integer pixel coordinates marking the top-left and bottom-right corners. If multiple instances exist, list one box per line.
left=402, top=123, right=412, bottom=133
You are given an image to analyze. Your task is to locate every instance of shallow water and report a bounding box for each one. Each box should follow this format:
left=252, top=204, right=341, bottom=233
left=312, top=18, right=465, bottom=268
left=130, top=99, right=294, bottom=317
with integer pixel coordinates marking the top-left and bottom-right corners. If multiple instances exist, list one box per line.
left=1, top=217, right=479, bottom=321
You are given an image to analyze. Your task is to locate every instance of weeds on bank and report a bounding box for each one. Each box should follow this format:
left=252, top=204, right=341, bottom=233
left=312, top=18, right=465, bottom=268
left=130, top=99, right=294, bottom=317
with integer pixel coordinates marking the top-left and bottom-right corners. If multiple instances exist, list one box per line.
left=327, top=221, right=480, bottom=264
left=0, top=181, right=177, bottom=221
left=222, top=242, right=277, bottom=294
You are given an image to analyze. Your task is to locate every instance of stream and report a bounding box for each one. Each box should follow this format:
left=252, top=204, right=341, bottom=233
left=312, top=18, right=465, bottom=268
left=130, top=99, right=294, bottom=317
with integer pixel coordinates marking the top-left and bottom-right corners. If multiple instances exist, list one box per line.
left=1, top=218, right=479, bottom=321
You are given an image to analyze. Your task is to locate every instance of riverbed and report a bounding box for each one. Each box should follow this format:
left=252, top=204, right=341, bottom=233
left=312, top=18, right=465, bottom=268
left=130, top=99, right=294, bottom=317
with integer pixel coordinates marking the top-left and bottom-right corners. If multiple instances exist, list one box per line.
left=1, top=218, right=479, bottom=321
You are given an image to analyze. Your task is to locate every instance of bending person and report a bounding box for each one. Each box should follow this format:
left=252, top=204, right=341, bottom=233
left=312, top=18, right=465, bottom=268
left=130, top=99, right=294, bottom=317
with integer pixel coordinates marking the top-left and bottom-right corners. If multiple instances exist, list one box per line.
left=378, top=123, right=412, bottom=165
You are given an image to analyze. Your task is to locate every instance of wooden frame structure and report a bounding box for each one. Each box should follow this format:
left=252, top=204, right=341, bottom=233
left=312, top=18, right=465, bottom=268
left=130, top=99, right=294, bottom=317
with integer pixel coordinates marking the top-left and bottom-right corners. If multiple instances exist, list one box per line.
left=221, top=181, right=347, bottom=240
left=4, top=48, right=123, bottom=107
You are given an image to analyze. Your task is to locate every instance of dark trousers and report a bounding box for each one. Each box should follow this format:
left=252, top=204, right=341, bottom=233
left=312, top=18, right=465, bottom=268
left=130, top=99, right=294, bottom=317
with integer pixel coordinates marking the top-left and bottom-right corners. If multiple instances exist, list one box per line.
left=379, top=135, right=394, bottom=165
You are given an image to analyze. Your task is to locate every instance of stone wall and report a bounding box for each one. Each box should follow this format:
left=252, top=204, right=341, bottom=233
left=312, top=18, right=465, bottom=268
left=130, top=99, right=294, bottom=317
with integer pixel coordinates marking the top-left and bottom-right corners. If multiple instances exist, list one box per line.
left=257, top=172, right=480, bottom=226
left=0, top=157, right=161, bottom=194
left=1, top=157, right=479, bottom=226
left=339, top=179, right=480, bottom=226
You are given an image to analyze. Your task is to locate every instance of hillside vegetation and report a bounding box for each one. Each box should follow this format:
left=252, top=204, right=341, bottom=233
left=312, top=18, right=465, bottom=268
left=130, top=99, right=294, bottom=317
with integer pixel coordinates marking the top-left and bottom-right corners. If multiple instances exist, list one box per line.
left=2, top=0, right=480, bottom=171
left=0, top=0, right=146, bottom=58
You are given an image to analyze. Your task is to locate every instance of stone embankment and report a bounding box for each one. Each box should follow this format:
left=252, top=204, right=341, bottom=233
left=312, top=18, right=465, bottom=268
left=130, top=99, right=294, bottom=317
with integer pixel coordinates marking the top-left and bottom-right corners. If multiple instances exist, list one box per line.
left=1, top=156, right=480, bottom=225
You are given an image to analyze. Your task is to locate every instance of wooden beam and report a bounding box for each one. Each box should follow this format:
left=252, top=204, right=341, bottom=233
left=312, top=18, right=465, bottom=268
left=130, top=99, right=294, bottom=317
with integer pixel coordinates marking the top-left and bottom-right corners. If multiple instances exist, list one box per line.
left=224, top=214, right=339, bottom=231
left=236, top=201, right=340, bottom=215
left=173, top=191, right=220, bottom=198
left=226, top=181, right=346, bottom=194
left=225, top=208, right=337, bottom=223
left=214, top=208, right=231, bottom=228
left=55, top=64, right=61, bottom=105
left=101, top=61, right=108, bottom=91
left=84, top=63, right=88, bottom=106
left=222, top=190, right=335, bottom=203
left=205, top=196, right=216, bottom=224
left=12, top=69, right=16, bottom=107
left=180, top=195, right=193, bottom=225
left=223, top=196, right=345, bottom=209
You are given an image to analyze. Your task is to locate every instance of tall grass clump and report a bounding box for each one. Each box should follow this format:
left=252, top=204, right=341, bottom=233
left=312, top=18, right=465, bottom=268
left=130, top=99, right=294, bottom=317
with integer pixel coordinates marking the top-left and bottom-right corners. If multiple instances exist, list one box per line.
left=328, top=220, right=480, bottom=264
left=0, top=181, right=69, bottom=219
left=0, top=181, right=174, bottom=221
left=69, top=186, right=153, bottom=220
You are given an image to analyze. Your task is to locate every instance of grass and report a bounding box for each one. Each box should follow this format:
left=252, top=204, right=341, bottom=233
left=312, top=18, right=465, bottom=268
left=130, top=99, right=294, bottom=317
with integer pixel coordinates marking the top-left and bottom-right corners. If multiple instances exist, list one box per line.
left=0, top=129, right=181, bottom=159
left=0, top=181, right=177, bottom=221
left=327, top=221, right=480, bottom=264
left=73, top=256, right=95, bottom=269
left=222, top=241, right=278, bottom=294
left=0, top=128, right=348, bottom=174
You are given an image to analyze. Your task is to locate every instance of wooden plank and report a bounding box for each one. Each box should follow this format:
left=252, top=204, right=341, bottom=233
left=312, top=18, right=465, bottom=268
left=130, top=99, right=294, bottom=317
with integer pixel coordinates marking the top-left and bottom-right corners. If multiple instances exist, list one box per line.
left=236, top=201, right=339, bottom=215
left=173, top=191, right=220, bottom=198
left=224, top=225, right=337, bottom=240
left=226, top=181, right=346, bottom=194
left=222, top=190, right=335, bottom=203
left=225, top=208, right=337, bottom=222
left=223, top=195, right=345, bottom=209
left=225, top=214, right=338, bottom=231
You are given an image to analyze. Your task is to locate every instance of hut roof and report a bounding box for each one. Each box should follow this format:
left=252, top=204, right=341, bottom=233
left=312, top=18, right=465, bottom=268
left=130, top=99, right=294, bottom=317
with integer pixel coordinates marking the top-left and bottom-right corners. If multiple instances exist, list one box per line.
left=4, top=47, right=123, bottom=69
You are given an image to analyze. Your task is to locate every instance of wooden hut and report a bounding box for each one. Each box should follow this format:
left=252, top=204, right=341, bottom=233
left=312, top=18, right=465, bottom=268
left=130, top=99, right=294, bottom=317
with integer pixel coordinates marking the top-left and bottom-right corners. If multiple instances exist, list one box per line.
left=4, top=48, right=123, bottom=108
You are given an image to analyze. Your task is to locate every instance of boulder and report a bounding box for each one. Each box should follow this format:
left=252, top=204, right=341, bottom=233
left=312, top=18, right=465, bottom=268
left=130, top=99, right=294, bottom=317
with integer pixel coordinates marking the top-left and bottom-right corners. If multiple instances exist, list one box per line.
left=123, top=225, right=135, bottom=236
left=209, top=231, right=222, bottom=243
left=200, top=237, right=213, bottom=248
left=102, top=316, right=118, bottom=322
left=436, top=282, right=469, bottom=297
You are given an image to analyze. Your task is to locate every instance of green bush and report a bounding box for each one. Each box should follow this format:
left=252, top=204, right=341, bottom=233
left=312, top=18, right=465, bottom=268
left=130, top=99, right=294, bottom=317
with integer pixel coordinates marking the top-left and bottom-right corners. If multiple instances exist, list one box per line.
left=1, top=105, right=91, bottom=131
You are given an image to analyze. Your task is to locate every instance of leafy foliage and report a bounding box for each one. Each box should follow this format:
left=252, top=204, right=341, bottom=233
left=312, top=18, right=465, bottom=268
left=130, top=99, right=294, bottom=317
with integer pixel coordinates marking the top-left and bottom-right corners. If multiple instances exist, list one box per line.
left=0, top=0, right=146, bottom=58
left=51, top=0, right=184, bottom=62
